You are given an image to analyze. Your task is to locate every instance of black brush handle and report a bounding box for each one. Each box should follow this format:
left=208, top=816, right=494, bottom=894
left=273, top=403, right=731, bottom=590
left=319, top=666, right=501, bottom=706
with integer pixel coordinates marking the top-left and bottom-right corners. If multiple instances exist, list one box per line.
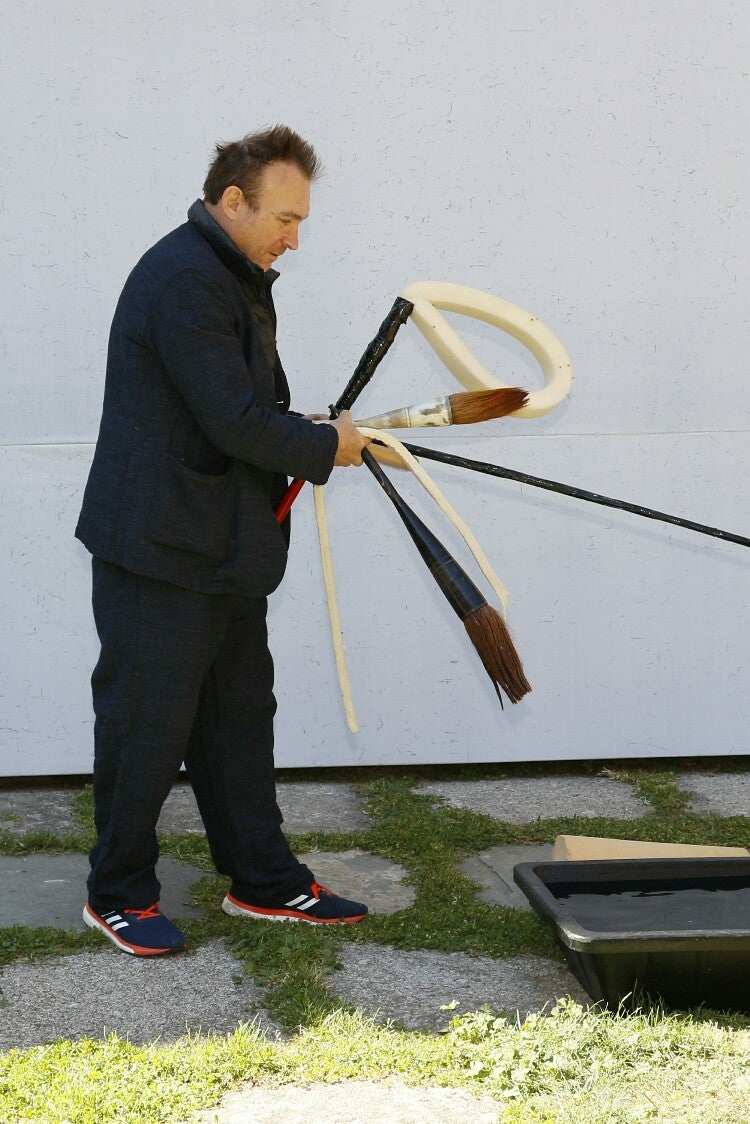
left=335, top=297, right=414, bottom=412
left=276, top=296, right=413, bottom=524
left=399, top=442, right=750, bottom=550
left=363, top=448, right=485, bottom=619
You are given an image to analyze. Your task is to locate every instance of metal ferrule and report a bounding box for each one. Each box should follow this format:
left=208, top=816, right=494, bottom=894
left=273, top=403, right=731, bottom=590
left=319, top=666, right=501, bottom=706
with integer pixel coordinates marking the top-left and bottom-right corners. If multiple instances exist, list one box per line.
left=355, top=395, right=452, bottom=429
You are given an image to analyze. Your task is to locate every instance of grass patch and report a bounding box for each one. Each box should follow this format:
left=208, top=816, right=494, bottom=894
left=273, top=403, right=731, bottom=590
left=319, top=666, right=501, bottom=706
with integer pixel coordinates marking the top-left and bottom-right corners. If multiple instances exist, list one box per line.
left=611, top=766, right=692, bottom=815
left=0, top=927, right=101, bottom=968
left=0, top=830, right=93, bottom=856
left=72, top=784, right=94, bottom=831
left=0, top=1002, right=748, bottom=1123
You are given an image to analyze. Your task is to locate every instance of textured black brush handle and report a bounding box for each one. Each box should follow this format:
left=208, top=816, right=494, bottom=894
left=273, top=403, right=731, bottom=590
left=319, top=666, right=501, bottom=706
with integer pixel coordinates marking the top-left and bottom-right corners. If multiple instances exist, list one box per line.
left=363, top=449, right=485, bottom=619
left=335, top=297, right=414, bottom=412
left=277, top=297, right=414, bottom=523
left=400, top=442, right=750, bottom=550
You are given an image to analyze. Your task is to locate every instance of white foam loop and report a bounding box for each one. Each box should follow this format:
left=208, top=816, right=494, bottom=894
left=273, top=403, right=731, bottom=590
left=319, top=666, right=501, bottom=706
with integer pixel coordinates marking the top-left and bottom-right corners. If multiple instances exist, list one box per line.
left=400, top=281, right=573, bottom=418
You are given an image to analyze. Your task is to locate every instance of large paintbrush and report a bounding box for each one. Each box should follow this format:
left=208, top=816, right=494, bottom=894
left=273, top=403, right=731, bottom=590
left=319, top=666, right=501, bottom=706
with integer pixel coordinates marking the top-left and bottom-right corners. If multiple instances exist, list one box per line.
left=354, top=387, right=528, bottom=430
left=361, top=447, right=531, bottom=705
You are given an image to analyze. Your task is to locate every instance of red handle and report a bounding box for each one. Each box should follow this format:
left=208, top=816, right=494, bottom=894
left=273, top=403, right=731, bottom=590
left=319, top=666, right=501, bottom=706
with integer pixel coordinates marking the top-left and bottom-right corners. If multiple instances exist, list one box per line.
left=274, top=477, right=305, bottom=523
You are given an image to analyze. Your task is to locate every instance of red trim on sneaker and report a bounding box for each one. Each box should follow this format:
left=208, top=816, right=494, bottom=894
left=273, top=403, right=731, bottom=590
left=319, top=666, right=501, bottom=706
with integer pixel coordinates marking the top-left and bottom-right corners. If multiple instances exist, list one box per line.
left=83, top=903, right=185, bottom=955
left=223, top=890, right=366, bottom=925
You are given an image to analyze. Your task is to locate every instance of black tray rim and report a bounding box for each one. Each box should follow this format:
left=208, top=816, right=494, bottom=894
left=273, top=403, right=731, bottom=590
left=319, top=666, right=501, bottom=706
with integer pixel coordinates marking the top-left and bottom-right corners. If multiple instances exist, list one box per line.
left=513, top=858, right=750, bottom=954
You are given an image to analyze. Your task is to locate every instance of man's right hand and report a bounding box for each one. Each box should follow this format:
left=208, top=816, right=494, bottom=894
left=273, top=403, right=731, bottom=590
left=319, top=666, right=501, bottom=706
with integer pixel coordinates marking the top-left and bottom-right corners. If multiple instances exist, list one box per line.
left=330, top=410, right=372, bottom=466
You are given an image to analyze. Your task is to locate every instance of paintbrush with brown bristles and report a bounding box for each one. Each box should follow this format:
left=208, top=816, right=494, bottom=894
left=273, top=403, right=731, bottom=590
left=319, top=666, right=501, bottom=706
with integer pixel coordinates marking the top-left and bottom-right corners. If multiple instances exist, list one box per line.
left=362, top=447, right=531, bottom=705
left=354, top=387, right=528, bottom=430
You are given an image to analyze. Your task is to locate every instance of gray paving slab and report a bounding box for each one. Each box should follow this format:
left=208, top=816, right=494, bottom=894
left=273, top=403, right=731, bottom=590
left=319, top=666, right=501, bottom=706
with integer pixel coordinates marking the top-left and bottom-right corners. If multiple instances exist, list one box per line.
left=297, top=850, right=415, bottom=914
left=0, top=788, right=78, bottom=836
left=0, top=848, right=410, bottom=929
left=459, top=844, right=555, bottom=909
left=193, top=1080, right=502, bottom=1123
left=157, top=781, right=370, bottom=835
left=156, top=783, right=205, bottom=833
left=0, top=941, right=279, bottom=1051
left=0, top=854, right=207, bottom=930
left=325, top=944, right=589, bottom=1032
left=676, top=772, right=750, bottom=818
left=278, top=782, right=371, bottom=834
left=414, top=776, right=650, bottom=823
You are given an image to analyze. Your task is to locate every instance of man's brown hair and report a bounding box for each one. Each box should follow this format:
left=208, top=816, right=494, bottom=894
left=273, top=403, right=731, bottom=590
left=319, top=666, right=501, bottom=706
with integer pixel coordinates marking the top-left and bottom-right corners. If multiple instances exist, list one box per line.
left=203, top=125, right=321, bottom=206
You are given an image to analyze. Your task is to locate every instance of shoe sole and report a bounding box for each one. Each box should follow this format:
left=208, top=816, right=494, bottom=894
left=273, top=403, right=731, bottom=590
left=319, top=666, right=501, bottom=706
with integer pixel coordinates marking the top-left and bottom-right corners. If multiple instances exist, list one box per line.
left=221, top=894, right=366, bottom=925
left=82, top=904, right=185, bottom=956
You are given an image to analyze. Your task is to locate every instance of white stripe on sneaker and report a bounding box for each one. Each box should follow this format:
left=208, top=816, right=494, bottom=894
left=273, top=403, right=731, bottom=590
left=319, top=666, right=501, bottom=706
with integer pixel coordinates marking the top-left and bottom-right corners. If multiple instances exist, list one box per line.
left=294, top=897, right=318, bottom=911
left=111, top=921, right=129, bottom=931
left=285, top=894, right=310, bottom=908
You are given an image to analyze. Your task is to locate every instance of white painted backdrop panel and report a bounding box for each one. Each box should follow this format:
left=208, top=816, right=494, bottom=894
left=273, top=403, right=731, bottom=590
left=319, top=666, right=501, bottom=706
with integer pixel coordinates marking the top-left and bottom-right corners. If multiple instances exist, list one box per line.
left=1, top=1, right=748, bottom=774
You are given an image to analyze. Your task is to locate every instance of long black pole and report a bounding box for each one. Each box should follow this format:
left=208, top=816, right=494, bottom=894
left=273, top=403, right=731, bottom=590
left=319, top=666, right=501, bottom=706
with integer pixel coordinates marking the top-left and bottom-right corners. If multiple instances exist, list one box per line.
left=396, top=442, right=750, bottom=550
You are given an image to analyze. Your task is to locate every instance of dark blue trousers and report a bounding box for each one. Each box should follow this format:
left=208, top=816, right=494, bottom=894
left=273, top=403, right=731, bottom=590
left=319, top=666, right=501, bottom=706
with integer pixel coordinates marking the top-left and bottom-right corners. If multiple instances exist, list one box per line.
left=87, top=557, right=311, bottom=912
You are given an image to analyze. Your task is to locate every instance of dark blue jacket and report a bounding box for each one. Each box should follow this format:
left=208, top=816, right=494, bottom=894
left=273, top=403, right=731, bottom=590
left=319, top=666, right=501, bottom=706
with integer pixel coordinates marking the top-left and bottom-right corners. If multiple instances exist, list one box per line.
left=75, top=201, right=338, bottom=595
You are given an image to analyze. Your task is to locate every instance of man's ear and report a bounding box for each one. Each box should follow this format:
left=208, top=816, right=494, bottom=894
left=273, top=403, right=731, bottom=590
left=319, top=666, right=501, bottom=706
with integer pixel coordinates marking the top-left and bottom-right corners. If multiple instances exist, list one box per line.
left=220, top=185, right=244, bottom=220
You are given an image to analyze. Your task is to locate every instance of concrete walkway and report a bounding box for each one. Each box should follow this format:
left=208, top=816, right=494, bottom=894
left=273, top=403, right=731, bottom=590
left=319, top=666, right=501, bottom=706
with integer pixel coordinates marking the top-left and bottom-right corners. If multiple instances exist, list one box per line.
left=0, top=770, right=746, bottom=1121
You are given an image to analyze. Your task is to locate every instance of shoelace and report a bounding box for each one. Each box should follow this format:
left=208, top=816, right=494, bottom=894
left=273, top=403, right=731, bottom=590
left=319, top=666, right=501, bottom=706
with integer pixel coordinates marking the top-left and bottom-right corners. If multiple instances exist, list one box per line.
left=123, top=903, right=161, bottom=922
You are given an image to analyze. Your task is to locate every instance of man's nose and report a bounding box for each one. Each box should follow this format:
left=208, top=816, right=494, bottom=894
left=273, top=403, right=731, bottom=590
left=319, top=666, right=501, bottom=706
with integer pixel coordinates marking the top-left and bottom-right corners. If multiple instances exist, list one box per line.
left=284, top=227, right=299, bottom=251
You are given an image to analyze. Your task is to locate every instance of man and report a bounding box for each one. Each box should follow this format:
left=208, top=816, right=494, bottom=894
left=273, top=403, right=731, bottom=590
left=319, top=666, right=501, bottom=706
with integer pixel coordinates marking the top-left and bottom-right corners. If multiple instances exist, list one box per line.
left=75, top=125, right=371, bottom=956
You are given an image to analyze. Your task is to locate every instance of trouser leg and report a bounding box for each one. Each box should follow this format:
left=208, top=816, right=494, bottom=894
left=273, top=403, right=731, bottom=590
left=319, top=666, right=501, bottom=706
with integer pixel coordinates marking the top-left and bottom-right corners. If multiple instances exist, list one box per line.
left=87, top=558, right=222, bottom=912
left=184, top=594, right=313, bottom=902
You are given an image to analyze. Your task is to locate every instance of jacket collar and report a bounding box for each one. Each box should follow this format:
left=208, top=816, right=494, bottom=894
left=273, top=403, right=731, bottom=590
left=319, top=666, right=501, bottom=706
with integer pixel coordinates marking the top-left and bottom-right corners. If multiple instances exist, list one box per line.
left=187, top=199, right=279, bottom=294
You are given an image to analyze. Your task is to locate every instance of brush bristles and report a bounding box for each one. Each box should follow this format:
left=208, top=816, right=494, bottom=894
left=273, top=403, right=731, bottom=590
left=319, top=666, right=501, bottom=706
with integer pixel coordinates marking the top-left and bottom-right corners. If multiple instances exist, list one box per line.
left=449, top=388, right=528, bottom=424
left=464, top=603, right=531, bottom=704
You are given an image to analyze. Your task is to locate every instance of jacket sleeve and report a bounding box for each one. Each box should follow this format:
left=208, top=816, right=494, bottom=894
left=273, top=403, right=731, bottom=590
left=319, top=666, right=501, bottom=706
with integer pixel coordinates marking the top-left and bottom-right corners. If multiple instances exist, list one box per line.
left=151, top=269, right=338, bottom=484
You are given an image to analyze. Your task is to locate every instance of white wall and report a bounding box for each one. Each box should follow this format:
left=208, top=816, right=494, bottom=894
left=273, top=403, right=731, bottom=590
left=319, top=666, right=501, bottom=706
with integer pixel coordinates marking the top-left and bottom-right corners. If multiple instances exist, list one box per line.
left=2, top=0, right=748, bottom=774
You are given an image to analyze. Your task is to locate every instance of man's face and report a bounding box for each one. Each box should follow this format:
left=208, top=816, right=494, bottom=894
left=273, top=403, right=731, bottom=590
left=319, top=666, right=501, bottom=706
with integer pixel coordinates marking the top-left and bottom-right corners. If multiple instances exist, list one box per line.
left=227, top=161, right=311, bottom=271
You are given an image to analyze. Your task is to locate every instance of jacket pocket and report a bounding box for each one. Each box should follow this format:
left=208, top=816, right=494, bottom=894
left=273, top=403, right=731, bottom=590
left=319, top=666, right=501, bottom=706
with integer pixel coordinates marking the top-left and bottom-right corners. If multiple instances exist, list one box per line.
left=145, top=452, right=236, bottom=562
left=216, top=468, right=289, bottom=595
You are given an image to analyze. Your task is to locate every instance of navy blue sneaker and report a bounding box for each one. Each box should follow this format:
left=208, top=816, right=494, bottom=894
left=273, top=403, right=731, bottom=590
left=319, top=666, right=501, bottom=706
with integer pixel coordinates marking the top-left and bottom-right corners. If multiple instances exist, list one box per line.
left=83, top=902, right=186, bottom=955
left=222, top=881, right=368, bottom=925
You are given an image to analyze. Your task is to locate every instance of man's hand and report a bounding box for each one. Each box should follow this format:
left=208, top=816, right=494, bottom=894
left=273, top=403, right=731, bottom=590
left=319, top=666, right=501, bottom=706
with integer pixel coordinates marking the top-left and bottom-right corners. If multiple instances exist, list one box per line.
left=329, top=410, right=372, bottom=466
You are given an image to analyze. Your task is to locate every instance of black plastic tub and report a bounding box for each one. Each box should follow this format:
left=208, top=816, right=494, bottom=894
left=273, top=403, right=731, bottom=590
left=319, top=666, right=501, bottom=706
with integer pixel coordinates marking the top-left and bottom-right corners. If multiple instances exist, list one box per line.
left=513, top=858, right=750, bottom=1012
